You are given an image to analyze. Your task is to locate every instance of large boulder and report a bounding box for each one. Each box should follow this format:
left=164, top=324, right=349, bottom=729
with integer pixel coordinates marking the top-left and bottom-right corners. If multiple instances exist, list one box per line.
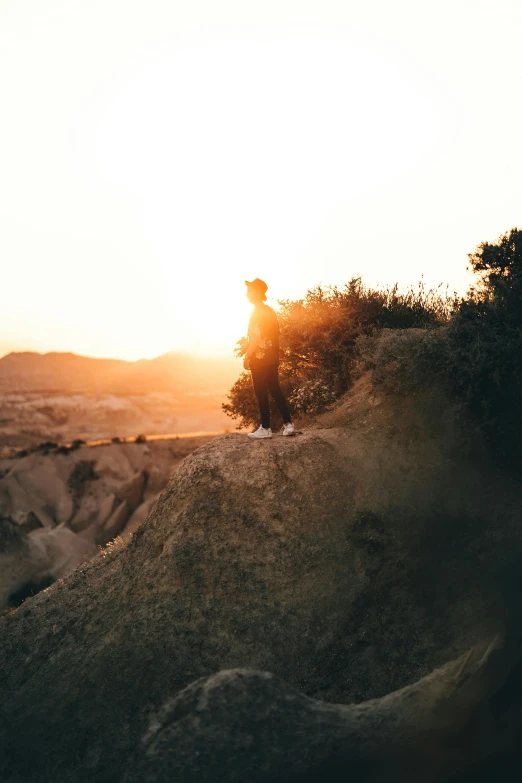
left=124, top=631, right=522, bottom=783
left=1, top=384, right=522, bottom=782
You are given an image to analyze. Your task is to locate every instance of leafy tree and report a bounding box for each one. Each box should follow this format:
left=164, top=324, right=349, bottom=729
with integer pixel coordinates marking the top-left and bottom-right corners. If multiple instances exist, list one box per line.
left=446, top=227, right=522, bottom=464
left=466, top=227, right=522, bottom=310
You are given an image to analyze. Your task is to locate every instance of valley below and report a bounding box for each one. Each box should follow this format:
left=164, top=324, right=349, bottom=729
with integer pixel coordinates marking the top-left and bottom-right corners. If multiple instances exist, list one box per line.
left=0, top=348, right=240, bottom=452
left=0, top=390, right=232, bottom=451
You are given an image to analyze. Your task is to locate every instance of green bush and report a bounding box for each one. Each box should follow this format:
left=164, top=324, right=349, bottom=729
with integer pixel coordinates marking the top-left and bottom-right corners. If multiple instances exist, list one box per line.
left=356, top=328, right=451, bottom=395
left=223, top=277, right=451, bottom=428
left=358, top=227, right=522, bottom=469
left=277, top=278, right=450, bottom=395
left=445, top=227, right=522, bottom=465
left=225, top=225, right=522, bottom=466
left=288, top=376, right=338, bottom=416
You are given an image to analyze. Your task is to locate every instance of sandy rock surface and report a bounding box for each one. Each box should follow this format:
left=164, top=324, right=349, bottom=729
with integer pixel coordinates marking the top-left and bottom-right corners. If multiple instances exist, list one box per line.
left=124, top=631, right=522, bottom=783
left=2, top=384, right=522, bottom=781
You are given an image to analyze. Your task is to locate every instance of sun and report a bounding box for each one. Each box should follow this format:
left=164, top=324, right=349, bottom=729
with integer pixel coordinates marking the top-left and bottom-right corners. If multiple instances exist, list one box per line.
left=162, top=277, right=255, bottom=356
left=81, top=33, right=436, bottom=359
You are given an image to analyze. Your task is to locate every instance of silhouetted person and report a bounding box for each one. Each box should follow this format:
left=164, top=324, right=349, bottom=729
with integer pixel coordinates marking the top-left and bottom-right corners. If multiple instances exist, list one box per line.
left=243, top=278, right=295, bottom=439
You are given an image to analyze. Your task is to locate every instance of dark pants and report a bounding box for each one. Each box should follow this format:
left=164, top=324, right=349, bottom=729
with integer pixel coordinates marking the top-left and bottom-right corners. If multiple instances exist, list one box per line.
left=250, top=362, right=291, bottom=429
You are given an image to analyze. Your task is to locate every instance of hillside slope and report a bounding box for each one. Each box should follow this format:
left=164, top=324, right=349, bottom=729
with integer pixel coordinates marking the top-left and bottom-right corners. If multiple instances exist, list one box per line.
left=1, top=379, right=522, bottom=781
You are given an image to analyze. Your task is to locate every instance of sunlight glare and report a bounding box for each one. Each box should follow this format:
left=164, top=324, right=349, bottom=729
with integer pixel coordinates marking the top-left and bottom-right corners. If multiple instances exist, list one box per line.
left=80, top=34, right=438, bottom=355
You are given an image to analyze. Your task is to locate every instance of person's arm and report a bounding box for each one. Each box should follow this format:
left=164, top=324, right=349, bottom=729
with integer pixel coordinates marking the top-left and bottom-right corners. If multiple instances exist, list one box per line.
left=245, top=332, right=262, bottom=358
left=244, top=316, right=262, bottom=366
left=243, top=330, right=261, bottom=369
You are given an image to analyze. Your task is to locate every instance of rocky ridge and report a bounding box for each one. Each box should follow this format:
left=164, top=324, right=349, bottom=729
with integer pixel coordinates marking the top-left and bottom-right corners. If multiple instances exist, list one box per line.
left=1, top=380, right=522, bottom=781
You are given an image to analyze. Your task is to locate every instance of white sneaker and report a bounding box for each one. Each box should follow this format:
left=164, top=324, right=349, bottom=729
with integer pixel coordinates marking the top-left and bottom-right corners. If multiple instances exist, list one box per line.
left=248, top=426, right=273, bottom=439
left=282, top=422, right=296, bottom=436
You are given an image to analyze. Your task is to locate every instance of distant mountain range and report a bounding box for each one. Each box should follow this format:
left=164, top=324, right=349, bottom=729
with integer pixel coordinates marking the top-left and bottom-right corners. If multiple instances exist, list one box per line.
left=0, top=350, right=241, bottom=394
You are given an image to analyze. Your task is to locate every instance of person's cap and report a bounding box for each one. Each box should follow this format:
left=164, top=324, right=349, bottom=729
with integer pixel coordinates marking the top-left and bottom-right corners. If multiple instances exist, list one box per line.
left=245, top=278, right=268, bottom=297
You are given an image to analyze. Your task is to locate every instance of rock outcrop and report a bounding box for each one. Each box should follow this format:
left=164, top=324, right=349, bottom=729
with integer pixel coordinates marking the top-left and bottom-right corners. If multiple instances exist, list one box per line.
left=1, top=383, right=522, bottom=781
left=124, top=631, right=522, bottom=783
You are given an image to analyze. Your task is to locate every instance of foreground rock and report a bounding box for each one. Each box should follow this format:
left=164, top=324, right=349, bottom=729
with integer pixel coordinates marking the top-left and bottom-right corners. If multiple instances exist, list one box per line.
left=2, top=384, right=522, bottom=781
left=125, top=631, right=522, bottom=783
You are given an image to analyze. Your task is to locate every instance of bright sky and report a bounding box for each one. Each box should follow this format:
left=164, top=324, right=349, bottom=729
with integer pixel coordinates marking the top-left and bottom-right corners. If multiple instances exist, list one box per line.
left=1, top=0, right=522, bottom=360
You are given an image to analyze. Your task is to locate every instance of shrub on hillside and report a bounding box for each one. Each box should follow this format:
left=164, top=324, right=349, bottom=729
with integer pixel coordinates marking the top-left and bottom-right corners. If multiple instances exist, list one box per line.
left=288, top=376, right=338, bottom=415
left=225, top=225, right=522, bottom=465
left=356, top=328, right=451, bottom=395
left=445, top=227, right=522, bottom=464
left=277, top=278, right=450, bottom=395
left=358, top=227, right=522, bottom=468
left=223, top=277, right=451, bottom=428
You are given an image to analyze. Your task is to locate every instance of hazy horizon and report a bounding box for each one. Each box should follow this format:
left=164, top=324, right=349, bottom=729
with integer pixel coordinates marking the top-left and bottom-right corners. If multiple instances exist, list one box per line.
left=2, top=0, right=522, bottom=361
left=0, top=345, right=240, bottom=363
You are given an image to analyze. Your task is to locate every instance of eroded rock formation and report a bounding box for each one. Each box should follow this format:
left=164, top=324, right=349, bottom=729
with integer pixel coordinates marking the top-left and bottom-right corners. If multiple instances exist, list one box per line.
left=0, top=437, right=212, bottom=608
left=125, top=631, right=522, bottom=783
left=1, top=383, right=522, bottom=781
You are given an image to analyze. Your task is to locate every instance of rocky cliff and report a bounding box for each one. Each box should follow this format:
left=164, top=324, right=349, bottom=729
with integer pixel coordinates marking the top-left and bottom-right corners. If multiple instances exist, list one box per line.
left=1, top=379, right=522, bottom=781
left=0, top=435, right=215, bottom=609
